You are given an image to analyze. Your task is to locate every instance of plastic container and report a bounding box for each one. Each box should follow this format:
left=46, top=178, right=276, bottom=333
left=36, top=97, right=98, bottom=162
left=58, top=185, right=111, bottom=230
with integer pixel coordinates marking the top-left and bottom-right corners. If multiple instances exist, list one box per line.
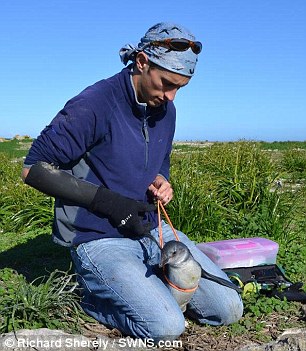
left=197, top=237, right=279, bottom=269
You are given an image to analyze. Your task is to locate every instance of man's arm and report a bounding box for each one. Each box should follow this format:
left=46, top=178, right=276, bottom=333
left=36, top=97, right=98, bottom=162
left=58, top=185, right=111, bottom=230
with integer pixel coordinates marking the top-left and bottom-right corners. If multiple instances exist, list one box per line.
left=22, top=162, right=155, bottom=236
left=22, top=162, right=98, bottom=207
left=21, top=167, right=30, bottom=182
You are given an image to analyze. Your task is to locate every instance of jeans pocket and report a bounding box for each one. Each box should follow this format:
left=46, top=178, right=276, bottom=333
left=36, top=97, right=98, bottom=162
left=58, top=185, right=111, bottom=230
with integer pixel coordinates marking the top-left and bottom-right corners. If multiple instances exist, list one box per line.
left=139, top=236, right=161, bottom=266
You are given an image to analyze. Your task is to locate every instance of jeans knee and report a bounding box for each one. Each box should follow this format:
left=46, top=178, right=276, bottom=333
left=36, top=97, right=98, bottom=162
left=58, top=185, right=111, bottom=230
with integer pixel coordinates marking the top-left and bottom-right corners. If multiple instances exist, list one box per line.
left=187, top=289, right=244, bottom=326
left=144, top=312, right=186, bottom=342
left=219, top=293, right=244, bottom=325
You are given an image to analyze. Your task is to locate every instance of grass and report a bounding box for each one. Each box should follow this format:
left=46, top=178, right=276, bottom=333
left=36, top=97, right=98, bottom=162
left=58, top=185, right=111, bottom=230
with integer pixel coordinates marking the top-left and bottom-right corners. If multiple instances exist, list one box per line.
left=0, top=268, right=83, bottom=333
left=258, top=140, right=306, bottom=150
left=0, top=138, right=32, bottom=158
left=0, top=229, right=71, bottom=280
left=169, top=141, right=304, bottom=244
left=0, top=138, right=305, bottom=343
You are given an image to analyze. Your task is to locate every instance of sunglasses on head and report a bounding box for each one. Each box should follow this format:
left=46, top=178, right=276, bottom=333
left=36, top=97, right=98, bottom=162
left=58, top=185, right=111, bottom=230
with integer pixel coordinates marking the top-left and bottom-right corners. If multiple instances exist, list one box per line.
left=149, top=38, right=202, bottom=54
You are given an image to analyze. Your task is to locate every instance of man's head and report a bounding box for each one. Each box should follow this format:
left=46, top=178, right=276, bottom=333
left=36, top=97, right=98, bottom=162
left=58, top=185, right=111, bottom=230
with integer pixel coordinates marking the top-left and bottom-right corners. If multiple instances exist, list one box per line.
left=120, top=22, right=202, bottom=107
left=120, top=22, right=202, bottom=77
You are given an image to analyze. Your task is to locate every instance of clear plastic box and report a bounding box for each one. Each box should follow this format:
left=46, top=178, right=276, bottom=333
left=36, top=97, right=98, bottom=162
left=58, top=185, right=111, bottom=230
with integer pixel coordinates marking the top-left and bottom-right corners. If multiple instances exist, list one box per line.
left=197, top=237, right=279, bottom=269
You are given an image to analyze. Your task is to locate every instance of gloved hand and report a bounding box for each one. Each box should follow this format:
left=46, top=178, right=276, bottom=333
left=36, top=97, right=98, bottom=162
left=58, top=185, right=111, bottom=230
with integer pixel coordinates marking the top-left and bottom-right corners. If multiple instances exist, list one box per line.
left=89, top=187, right=156, bottom=236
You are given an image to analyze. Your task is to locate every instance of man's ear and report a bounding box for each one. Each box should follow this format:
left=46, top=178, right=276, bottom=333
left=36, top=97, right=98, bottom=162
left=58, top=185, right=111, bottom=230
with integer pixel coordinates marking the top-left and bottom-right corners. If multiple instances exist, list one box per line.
left=135, top=52, right=150, bottom=72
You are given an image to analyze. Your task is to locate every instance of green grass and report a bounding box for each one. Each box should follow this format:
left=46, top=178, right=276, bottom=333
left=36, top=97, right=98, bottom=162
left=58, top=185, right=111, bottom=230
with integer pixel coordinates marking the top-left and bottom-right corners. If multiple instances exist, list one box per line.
left=0, top=139, right=305, bottom=340
left=0, top=138, right=32, bottom=158
left=259, top=140, right=306, bottom=150
left=0, top=229, right=71, bottom=280
left=169, top=141, right=290, bottom=242
left=0, top=268, right=85, bottom=333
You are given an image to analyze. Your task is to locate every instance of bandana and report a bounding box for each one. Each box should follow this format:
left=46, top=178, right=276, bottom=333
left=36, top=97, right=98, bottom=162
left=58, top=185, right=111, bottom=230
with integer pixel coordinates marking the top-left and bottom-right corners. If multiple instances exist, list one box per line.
left=119, top=22, right=200, bottom=77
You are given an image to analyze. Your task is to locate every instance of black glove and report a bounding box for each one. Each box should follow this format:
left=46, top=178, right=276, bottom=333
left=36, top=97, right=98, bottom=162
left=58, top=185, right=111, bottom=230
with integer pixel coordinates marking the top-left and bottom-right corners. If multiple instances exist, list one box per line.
left=89, top=187, right=156, bottom=237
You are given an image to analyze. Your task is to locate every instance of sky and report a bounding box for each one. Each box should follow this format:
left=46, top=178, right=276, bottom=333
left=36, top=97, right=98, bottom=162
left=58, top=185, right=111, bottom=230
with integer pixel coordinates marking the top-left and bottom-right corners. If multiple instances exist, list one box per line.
left=1, top=0, right=305, bottom=142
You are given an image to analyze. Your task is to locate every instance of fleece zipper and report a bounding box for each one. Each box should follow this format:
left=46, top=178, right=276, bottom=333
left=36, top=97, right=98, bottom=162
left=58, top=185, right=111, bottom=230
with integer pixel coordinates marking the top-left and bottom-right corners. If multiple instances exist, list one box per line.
left=142, top=117, right=150, bottom=170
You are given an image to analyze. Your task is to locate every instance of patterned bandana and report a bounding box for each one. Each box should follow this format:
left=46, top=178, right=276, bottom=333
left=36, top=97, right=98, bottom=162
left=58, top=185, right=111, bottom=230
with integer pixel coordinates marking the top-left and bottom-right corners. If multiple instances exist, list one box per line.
left=119, top=22, right=201, bottom=77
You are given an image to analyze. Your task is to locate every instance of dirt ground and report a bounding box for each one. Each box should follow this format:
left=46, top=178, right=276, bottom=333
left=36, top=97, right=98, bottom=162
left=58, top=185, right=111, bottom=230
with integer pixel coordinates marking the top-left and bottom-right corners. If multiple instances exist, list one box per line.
left=80, top=306, right=305, bottom=351
left=81, top=322, right=259, bottom=350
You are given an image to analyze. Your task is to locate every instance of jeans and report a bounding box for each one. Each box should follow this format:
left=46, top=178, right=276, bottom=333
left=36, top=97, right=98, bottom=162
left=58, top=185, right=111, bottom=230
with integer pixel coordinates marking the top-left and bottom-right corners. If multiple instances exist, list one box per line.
left=70, top=222, right=243, bottom=341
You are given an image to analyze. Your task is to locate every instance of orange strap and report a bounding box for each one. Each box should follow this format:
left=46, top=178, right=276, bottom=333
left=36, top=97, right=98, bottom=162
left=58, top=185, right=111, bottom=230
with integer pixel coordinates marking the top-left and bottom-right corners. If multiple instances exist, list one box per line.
left=158, top=200, right=199, bottom=293
left=163, top=266, right=198, bottom=293
left=157, top=200, right=179, bottom=248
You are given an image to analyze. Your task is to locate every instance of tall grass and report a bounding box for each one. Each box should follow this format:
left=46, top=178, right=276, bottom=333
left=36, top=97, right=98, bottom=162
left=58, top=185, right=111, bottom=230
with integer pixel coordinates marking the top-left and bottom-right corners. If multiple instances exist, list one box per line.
left=0, top=153, right=53, bottom=232
left=282, top=149, right=306, bottom=178
left=0, top=268, right=83, bottom=333
left=168, top=141, right=301, bottom=244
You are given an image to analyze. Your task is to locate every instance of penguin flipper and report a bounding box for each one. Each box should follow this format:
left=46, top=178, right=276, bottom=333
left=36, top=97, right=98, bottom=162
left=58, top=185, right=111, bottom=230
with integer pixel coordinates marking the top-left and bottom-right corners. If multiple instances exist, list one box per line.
left=201, top=268, right=242, bottom=293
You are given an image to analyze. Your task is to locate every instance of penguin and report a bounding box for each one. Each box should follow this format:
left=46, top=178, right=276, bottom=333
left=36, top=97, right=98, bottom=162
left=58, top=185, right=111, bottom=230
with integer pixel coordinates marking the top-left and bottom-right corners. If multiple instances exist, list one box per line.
left=159, top=240, right=202, bottom=312
left=159, top=240, right=242, bottom=312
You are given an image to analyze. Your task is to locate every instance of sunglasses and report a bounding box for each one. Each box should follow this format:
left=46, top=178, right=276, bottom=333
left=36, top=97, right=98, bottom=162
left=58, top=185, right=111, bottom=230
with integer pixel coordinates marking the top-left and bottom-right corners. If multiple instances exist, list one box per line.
left=149, top=38, right=202, bottom=54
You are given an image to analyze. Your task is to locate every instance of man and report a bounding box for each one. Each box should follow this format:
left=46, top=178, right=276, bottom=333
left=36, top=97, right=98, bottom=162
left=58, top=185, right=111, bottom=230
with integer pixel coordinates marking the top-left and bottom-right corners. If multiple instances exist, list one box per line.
left=22, top=22, right=243, bottom=341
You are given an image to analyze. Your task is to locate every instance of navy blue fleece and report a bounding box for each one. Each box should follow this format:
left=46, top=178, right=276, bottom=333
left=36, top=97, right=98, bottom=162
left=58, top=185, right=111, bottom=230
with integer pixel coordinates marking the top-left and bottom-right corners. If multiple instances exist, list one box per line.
left=24, top=66, right=176, bottom=246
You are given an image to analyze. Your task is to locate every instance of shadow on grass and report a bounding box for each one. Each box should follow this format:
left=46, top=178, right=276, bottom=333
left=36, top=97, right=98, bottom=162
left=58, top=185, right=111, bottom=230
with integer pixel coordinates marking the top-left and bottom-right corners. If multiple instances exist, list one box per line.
left=0, top=233, right=72, bottom=281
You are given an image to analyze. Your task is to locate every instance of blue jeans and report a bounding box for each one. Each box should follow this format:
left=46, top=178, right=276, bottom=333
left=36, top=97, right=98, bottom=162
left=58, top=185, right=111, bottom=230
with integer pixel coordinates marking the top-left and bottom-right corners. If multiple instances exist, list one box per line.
left=70, top=222, right=243, bottom=341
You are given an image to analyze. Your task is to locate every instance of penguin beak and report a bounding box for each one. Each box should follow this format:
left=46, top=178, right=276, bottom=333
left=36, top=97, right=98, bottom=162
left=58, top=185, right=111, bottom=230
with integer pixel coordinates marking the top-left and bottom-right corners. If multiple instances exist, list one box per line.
left=159, top=254, right=170, bottom=268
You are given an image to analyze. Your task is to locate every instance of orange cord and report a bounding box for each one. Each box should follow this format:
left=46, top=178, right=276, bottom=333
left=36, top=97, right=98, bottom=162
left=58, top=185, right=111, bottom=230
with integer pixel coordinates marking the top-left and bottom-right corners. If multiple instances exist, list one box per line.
left=163, top=266, right=198, bottom=293
left=158, top=200, right=198, bottom=293
left=157, top=200, right=180, bottom=248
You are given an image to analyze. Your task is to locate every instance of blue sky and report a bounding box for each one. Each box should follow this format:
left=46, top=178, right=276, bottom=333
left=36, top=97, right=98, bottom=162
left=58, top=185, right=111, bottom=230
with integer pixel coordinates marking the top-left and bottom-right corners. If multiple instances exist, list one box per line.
left=1, top=0, right=305, bottom=141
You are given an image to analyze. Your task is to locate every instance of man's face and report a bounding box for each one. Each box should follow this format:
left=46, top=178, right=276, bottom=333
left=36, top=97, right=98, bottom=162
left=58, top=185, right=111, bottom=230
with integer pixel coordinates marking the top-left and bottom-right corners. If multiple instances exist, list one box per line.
left=136, top=62, right=190, bottom=107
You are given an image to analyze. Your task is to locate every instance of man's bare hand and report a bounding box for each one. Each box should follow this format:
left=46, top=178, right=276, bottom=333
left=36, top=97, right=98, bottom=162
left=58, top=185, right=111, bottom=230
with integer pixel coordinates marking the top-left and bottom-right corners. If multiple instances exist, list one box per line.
left=148, top=175, right=173, bottom=206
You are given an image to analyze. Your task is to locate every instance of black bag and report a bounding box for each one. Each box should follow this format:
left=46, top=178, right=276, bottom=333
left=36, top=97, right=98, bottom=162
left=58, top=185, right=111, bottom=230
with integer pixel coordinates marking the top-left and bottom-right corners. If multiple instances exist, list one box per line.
left=223, top=264, right=306, bottom=302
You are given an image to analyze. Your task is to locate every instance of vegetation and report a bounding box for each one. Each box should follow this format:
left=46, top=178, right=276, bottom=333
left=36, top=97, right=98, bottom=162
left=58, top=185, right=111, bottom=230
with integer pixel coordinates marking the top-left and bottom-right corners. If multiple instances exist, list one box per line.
left=0, top=139, right=305, bottom=342
left=0, top=268, right=83, bottom=333
left=169, top=141, right=305, bottom=245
